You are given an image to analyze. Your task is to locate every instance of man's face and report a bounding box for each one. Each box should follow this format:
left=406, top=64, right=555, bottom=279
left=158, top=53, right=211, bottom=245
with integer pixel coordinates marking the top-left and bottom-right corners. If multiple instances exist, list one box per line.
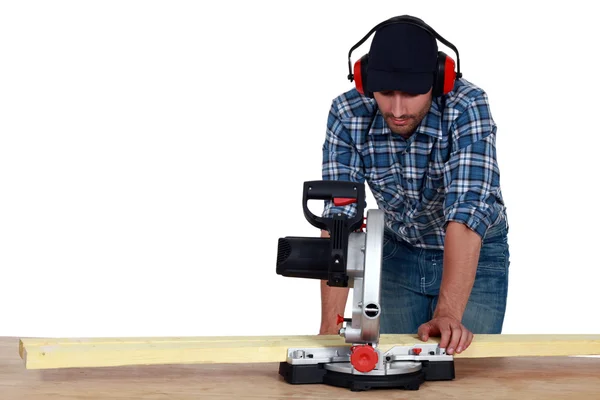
left=373, top=88, right=432, bottom=139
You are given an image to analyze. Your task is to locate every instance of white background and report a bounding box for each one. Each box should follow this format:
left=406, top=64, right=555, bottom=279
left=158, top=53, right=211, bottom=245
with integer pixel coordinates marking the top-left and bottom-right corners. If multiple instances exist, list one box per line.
left=1, top=0, right=599, bottom=339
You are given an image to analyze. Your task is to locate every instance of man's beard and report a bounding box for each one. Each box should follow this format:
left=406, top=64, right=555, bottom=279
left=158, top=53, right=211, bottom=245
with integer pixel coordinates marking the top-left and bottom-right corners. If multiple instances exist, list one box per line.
left=383, top=99, right=432, bottom=139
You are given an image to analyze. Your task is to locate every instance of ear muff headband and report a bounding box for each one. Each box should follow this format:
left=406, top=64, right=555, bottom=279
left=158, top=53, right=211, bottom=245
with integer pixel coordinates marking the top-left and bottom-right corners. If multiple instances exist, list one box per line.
left=347, top=15, right=462, bottom=97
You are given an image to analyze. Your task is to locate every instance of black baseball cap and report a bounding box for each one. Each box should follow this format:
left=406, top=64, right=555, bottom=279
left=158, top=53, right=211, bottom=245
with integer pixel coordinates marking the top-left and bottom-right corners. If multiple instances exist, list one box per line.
left=366, top=22, right=438, bottom=95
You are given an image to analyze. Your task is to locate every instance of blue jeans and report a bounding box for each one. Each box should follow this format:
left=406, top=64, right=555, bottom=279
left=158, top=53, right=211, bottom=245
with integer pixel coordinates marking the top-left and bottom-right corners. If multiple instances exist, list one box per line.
left=379, top=217, right=510, bottom=334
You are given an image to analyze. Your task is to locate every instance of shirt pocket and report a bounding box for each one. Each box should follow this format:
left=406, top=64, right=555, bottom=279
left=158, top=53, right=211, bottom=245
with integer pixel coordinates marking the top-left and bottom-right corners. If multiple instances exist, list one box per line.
left=420, top=171, right=445, bottom=210
left=367, top=174, right=403, bottom=210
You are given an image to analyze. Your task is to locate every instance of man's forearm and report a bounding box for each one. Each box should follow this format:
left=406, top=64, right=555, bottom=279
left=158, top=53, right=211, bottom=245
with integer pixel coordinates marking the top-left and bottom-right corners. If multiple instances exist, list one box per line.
left=435, top=221, right=482, bottom=320
left=320, top=280, right=349, bottom=330
left=319, top=229, right=349, bottom=332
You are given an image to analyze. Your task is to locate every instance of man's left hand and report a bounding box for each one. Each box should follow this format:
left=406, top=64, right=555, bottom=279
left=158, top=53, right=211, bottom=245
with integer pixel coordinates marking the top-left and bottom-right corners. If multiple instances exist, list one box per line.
left=417, top=315, right=473, bottom=355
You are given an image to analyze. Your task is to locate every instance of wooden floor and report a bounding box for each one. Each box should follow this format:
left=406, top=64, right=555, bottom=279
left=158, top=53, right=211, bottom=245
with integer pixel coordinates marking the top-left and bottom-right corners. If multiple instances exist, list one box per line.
left=3, top=337, right=600, bottom=399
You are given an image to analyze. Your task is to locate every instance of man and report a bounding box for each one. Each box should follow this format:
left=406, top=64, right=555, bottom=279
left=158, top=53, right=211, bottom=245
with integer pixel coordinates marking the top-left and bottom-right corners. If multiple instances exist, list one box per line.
left=318, top=16, right=510, bottom=356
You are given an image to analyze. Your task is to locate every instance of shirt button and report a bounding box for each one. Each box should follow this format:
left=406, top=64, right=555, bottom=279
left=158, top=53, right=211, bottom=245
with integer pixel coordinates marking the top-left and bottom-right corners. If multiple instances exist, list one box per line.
left=407, top=178, right=413, bottom=183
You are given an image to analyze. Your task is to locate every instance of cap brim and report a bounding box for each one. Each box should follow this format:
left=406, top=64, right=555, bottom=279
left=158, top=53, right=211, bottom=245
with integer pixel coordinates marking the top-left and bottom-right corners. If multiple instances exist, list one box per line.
left=366, top=69, right=434, bottom=95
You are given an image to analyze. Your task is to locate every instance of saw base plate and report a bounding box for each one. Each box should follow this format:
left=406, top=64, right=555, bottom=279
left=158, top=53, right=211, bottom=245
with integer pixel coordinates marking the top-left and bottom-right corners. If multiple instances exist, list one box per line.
left=323, top=368, right=425, bottom=391
left=278, top=359, right=455, bottom=391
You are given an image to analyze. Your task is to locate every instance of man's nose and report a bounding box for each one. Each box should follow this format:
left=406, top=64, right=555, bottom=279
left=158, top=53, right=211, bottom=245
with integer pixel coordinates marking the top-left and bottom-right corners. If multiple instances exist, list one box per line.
left=391, top=93, right=408, bottom=117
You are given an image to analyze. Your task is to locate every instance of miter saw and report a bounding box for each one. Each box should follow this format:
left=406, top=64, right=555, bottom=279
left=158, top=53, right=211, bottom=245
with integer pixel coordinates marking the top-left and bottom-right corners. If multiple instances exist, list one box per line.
left=275, top=180, right=455, bottom=391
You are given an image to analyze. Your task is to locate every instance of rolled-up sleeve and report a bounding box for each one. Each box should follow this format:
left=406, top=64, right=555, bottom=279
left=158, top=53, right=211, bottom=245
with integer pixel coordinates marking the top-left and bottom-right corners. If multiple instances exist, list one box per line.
left=321, top=102, right=365, bottom=219
left=443, top=91, right=503, bottom=238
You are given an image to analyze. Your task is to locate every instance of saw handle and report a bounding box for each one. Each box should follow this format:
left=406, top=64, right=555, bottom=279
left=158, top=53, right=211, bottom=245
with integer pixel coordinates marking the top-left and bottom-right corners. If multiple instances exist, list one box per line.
left=301, top=180, right=366, bottom=287
left=302, top=180, right=366, bottom=232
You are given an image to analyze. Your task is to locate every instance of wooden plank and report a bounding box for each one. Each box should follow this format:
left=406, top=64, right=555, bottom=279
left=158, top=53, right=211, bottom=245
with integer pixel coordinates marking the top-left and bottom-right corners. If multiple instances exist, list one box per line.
left=17, top=335, right=347, bottom=365
left=19, top=334, right=600, bottom=370
left=18, top=335, right=376, bottom=369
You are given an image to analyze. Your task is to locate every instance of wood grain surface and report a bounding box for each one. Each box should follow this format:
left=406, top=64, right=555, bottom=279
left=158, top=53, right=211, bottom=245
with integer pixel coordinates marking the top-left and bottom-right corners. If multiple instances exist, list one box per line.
left=3, top=337, right=600, bottom=399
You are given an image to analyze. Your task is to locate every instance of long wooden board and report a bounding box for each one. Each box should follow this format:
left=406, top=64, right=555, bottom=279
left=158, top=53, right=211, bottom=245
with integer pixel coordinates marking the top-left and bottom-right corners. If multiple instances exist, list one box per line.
left=19, top=334, right=600, bottom=370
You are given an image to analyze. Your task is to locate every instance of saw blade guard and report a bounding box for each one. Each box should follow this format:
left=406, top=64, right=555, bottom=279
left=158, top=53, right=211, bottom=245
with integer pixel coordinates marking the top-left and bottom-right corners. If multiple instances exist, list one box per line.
left=342, top=208, right=384, bottom=345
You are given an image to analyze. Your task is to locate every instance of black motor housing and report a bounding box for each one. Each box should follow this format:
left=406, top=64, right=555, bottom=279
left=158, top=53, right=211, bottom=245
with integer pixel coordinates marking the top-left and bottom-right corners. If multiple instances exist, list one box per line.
left=276, top=236, right=330, bottom=280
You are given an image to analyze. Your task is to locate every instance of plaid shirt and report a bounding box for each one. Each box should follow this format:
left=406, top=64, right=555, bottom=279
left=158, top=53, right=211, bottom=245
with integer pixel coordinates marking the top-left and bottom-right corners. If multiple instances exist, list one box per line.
left=321, top=78, right=507, bottom=250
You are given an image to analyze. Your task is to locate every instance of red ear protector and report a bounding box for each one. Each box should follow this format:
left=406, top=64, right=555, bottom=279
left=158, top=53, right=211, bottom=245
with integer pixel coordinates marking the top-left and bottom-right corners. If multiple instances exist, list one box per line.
left=347, top=15, right=462, bottom=98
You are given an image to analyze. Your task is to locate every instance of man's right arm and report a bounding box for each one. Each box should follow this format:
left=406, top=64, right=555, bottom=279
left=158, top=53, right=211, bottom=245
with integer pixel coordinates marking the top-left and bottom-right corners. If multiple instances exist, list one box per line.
left=319, top=229, right=349, bottom=335
left=319, top=97, right=366, bottom=335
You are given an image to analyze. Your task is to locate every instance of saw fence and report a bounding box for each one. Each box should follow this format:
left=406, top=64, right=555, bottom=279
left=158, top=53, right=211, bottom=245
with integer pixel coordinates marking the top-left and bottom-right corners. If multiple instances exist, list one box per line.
left=18, top=333, right=600, bottom=370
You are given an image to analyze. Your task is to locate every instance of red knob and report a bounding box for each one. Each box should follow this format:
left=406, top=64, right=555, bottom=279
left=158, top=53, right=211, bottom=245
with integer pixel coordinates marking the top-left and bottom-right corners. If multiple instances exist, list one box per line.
left=350, top=345, right=378, bottom=373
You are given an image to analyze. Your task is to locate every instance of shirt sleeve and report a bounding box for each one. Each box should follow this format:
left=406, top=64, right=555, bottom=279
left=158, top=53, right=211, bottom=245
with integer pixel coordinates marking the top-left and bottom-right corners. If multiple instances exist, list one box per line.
left=443, top=91, right=503, bottom=238
left=321, top=101, right=365, bottom=219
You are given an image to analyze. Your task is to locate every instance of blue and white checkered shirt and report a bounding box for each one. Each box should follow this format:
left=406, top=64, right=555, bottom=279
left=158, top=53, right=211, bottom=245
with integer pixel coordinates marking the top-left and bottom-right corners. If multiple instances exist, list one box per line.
left=321, top=78, right=507, bottom=250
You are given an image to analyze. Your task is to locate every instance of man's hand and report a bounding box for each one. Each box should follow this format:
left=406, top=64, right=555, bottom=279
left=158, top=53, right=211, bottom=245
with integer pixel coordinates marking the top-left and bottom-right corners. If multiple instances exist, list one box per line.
left=417, top=315, right=473, bottom=355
